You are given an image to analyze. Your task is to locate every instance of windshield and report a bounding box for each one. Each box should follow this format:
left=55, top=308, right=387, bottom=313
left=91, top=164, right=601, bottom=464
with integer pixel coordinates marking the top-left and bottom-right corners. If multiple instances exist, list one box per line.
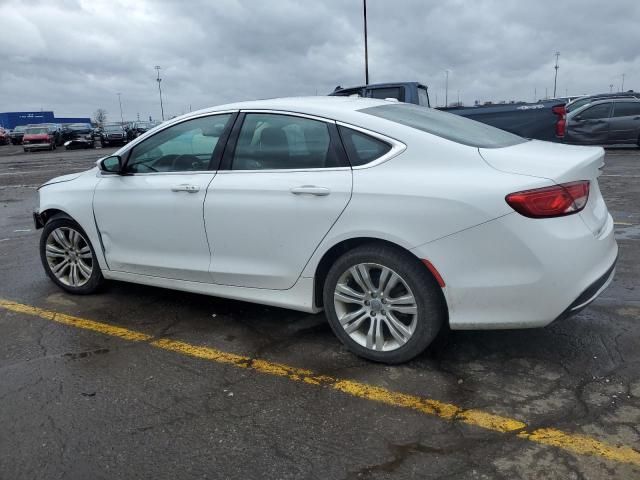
left=14, top=126, right=27, bottom=132
left=360, top=103, right=527, bottom=148
left=26, top=127, right=48, bottom=134
left=104, top=126, right=122, bottom=132
left=68, top=124, right=92, bottom=132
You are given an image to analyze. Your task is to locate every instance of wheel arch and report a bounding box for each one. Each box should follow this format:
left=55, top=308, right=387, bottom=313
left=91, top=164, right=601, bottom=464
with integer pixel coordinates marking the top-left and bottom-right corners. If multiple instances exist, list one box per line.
left=37, top=208, right=72, bottom=228
left=312, top=237, right=448, bottom=316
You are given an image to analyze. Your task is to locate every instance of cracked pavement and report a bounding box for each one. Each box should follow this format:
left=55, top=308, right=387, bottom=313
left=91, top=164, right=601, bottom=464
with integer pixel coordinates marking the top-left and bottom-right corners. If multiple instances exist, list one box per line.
left=0, top=144, right=639, bottom=479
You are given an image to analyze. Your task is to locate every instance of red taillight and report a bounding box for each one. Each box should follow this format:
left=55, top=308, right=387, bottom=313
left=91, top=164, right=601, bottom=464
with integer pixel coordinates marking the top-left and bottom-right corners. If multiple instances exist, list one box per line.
left=506, top=181, right=590, bottom=218
left=552, top=105, right=566, bottom=138
left=555, top=118, right=566, bottom=137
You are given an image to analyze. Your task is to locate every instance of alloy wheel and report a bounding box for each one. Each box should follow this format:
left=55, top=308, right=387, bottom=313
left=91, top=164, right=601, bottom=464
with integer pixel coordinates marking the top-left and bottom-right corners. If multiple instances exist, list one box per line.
left=333, top=263, right=418, bottom=352
left=45, top=227, right=93, bottom=287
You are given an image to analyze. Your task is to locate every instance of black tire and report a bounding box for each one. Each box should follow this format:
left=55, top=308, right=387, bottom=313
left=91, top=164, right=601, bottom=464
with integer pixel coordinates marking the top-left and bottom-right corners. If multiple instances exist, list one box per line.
left=323, top=243, right=445, bottom=364
left=24, top=148, right=30, bottom=153
left=39, top=214, right=104, bottom=294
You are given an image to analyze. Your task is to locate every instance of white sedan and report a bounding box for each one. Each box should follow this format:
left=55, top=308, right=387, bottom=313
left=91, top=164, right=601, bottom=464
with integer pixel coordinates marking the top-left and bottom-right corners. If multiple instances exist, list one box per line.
left=35, top=97, right=618, bottom=363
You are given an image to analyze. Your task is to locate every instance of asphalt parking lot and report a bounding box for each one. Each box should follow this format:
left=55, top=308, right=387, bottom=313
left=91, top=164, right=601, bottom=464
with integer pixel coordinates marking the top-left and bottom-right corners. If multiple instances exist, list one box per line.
left=1, top=143, right=639, bottom=479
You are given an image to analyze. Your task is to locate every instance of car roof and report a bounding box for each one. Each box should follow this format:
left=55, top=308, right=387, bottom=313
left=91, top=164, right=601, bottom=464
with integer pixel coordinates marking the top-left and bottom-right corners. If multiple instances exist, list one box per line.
left=175, top=96, right=393, bottom=122
left=570, top=97, right=640, bottom=116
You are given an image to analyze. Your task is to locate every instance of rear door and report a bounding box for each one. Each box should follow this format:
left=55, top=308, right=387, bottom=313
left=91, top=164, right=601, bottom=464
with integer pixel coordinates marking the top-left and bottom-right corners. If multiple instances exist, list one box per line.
left=567, top=102, right=612, bottom=144
left=609, top=102, right=640, bottom=143
left=204, top=112, right=352, bottom=289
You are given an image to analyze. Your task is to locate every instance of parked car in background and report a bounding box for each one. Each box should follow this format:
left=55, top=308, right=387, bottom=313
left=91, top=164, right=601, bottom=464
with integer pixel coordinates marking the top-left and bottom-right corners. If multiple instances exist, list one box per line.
left=564, top=98, right=640, bottom=146
left=63, top=123, right=95, bottom=150
left=330, top=81, right=566, bottom=142
left=38, top=123, right=64, bottom=146
left=22, top=126, right=57, bottom=152
left=0, top=127, right=10, bottom=145
left=128, top=121, right=155, bottom=140
left=565, top=91, right=640, bottom=114
left=100, top=124, right=128, bottom=147
left=9, top=125, right=28, bottom=144
left=34, top=97, right=617, bottom=363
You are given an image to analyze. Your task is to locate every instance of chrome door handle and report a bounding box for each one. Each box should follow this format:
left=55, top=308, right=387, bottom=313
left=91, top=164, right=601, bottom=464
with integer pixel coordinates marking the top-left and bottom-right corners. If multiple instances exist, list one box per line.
left=290, top=185, right=331, bottom=196
left=171, top=184, right=200, bottom=193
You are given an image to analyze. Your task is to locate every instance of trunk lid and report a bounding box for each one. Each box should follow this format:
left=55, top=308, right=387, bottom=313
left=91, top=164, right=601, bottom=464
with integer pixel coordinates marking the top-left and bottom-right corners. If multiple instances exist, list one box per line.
left=479, top=140, right=608, bottom=236
left=478, top=140, right=604, bottom=183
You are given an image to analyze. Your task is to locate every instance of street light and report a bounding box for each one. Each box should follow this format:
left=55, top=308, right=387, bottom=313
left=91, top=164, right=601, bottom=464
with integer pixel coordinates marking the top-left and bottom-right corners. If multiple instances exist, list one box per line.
left=155, top=65, right=165, bottom=121
left=117, top=93, right=124, bottom=125
left=621, top=73, right=626, bottom=92
left=363, top=0, right=369, bottom=84
left=553, top=52, right=560, bottom=98
left=444, top=69, right=450, bottom=107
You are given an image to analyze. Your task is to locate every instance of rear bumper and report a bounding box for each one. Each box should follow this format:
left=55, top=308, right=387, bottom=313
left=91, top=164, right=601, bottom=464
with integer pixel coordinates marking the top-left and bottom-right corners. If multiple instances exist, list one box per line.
left=555, top=255, right=616, bottom=322
left=411, top=210, right=618, bottom=330
left=23, top=143, right=51, bottom=150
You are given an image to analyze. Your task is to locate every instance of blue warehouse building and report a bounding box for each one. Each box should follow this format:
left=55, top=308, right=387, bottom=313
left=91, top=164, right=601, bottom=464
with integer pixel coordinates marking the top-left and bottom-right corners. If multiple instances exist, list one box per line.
left=0, top=111, right=91, bottom=130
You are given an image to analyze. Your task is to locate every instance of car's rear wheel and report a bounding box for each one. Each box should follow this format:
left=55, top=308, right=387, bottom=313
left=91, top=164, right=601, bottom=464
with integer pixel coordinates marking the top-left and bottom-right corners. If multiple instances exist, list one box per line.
left=323, top=244, right=445, bottom=364
left=40, top=216, right=104, bottom=294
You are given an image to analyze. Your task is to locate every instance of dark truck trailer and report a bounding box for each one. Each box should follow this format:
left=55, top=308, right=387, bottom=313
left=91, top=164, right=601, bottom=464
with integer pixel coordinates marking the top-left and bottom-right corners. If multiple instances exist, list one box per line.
left=330, top=82, right=565, bottom=142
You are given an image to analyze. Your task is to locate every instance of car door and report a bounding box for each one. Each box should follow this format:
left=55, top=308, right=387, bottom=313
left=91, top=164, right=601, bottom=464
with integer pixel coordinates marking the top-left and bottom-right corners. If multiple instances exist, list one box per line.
left=93, top=112, right=235, bottom=282
left=204, top=112, right=352, bottom=290
left=566, top=102, right=612, bottom=144
left=608, top=102, right=640, bottom=143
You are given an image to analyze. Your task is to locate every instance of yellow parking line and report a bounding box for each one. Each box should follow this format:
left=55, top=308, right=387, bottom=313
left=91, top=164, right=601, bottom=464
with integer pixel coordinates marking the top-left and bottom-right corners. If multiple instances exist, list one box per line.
left=1, top=298, right=639, bottom=466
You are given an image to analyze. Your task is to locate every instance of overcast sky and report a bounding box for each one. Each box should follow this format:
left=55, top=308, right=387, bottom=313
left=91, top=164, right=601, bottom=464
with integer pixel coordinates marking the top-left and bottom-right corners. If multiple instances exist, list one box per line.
left=1, top=0, right=638, bottom=121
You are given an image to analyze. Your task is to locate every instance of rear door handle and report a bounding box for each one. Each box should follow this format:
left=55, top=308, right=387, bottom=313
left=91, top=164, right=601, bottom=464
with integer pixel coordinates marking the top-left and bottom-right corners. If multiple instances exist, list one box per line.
left=290, top=185, right=330, bottom=196
left=171, top=184, right=200, bottom=193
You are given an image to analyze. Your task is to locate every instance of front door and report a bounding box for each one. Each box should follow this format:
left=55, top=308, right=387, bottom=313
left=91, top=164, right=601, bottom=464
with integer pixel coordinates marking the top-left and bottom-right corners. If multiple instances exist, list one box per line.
left=205, top=112, right=352, bottom=290
left=567, top=102, right=612, bottom=144
left=93, top=113, right=234, bottom=282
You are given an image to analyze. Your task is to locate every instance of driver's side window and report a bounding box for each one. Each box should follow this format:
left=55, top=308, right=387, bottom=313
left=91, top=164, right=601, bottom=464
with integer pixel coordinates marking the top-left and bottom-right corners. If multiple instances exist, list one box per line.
left=125, top=114, right=232, bottom=173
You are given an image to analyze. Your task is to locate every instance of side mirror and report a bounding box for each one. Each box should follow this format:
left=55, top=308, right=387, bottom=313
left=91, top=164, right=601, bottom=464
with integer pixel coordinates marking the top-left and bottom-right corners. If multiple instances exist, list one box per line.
left=98, top=155, right=123, bottom=174
left=574, top=115, right=583, bottom=121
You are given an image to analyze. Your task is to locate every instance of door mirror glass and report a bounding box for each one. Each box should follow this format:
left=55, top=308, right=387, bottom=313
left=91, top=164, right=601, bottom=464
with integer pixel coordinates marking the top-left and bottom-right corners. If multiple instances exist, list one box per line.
left=99, top=155, right=122, bottom=173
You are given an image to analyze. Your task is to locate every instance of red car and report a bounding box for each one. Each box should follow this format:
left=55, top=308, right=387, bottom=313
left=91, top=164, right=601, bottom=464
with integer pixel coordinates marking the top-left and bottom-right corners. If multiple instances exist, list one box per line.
left=0, top=128, right=10, bottom=145
left=22, top=126, right=56, bottom=152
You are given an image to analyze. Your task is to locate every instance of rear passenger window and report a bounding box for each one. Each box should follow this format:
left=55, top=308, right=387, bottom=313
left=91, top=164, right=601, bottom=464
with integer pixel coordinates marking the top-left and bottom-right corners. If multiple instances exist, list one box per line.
left=338, top=126, right=391, bottom=166
left=612, top=102, right=640, bottom=117
left=367, top=87, right=405, bottom=102
left=232, top=114, right=341, bottom=170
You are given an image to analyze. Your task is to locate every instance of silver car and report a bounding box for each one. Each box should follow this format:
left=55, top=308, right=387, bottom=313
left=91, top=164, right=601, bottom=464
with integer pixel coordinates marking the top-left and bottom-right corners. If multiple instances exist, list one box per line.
left=565, top=98, right=640, bottom=146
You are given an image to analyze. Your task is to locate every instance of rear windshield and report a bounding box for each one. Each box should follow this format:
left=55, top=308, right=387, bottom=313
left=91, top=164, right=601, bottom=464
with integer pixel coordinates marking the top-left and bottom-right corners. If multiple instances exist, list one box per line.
left=359, top=104, right=527, bottom=148
left=26, top=128, right=48, bottom=134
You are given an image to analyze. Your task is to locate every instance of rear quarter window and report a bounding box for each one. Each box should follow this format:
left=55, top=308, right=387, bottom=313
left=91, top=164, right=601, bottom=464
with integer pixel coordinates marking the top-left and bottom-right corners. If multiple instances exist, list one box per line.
left=338, top=126, right=392, bottom=166
left=360, top=103, right=526, bottom=148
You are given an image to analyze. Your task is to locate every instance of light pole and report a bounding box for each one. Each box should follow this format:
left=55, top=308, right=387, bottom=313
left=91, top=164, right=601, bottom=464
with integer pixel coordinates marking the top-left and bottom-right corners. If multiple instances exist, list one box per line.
left=621, top=73, right=625, bottom=92
left=444, top=69, right=449, bottom=107
left=155, top=65, right=165, bottom=121
left=117, top=93, right=124, bottom=125
left=553, top=52, right=560, bottom=98
left=363, top=0, right=369, bottom=84
left=610, top=84, right=614, bottom=93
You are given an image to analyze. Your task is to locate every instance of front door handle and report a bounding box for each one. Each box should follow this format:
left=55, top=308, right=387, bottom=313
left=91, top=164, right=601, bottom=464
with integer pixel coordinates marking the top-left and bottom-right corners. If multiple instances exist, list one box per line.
left=171, top=184, right=200, bottom=193
left=290, top=185, right=330, bottom=196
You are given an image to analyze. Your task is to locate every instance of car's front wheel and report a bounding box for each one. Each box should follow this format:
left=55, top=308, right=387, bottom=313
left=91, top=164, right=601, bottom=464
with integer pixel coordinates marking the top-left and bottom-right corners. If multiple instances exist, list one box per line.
left=40, top=215, right=104, bottom=294
left=323, top=244, right=445, bottom=364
